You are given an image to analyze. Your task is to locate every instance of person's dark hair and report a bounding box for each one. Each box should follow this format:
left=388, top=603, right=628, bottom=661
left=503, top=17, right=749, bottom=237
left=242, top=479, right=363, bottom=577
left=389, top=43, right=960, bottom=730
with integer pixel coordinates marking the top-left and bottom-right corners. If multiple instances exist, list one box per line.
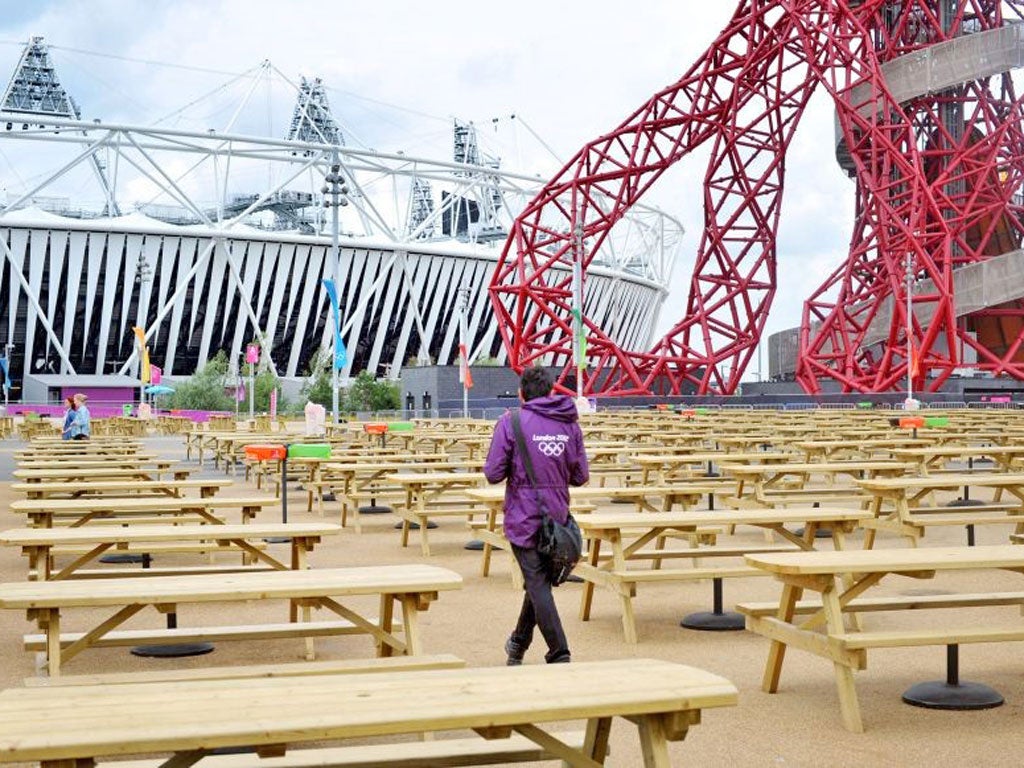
left=519, top=367, right=554, bottom=402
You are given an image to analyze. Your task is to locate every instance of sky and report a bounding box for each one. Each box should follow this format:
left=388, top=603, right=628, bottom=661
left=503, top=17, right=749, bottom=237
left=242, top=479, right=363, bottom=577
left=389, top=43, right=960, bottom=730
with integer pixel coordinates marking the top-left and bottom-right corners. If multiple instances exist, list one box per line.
left=0, top=0, right=857, bottom=380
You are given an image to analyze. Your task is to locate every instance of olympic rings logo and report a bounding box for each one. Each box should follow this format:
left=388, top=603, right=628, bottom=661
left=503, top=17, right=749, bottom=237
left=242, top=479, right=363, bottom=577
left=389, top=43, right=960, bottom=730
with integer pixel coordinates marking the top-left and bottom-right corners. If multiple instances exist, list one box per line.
left=538, top=441, right=565, bottom=457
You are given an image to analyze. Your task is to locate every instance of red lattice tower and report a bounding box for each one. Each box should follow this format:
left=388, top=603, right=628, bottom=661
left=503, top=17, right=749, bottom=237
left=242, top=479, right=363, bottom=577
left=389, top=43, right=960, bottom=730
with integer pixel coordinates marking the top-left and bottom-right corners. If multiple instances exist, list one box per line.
left=489, top=0, right=1024, bottom=395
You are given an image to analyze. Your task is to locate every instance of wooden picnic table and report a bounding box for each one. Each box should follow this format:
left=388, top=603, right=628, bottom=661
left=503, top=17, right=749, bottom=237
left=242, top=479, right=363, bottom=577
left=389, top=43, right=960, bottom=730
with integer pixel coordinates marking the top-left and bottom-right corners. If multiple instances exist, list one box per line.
left=14, top=443, right=144, bottom=459
left=886, top=444, right=1024, bottom=473
left=635, top=451, right=793, bottom=484
left=10, top=477, right=233, bottom=501
left=0, top=522, right=340, bottom=580
left=741, top=545, right=1024, bottom=732
left=12, top=466, right=194, bottom=483
left=720, top=460, right=914, bottom=509
left=793, top=437, right=935, bottom=462
left=390, top=471, right=489, bottom=555
left=856, top=472, right=1024, bottom=545
left=10, top=495, right=279, bottom=528
left=14, top=455, right=171, bottom=470
left=0, top=563, right=462, bottom=676
left=0, top=658, right=737, bottom=768
left=575, top=507, right=870, bottom=644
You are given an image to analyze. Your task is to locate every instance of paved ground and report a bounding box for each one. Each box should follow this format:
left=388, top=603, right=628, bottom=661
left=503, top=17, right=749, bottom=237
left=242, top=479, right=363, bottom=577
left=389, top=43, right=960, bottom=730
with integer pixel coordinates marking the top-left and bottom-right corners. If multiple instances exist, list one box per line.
left=0, top=432, right=1021, bottom=766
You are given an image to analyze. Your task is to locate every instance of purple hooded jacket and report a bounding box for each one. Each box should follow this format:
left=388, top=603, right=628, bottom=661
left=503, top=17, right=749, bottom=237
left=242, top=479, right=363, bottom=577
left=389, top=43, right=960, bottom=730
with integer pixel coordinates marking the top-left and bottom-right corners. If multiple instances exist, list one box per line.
left=483, top=395, right=589, bottom=548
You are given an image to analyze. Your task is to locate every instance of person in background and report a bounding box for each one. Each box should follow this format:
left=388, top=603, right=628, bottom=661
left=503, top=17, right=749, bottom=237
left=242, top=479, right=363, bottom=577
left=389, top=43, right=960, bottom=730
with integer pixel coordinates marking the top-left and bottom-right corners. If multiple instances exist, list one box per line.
left=60, top=396, right=78, bottom=441
left=483, top=367, right=589, bottom=665
left=72, top=393, right=91, bottom=440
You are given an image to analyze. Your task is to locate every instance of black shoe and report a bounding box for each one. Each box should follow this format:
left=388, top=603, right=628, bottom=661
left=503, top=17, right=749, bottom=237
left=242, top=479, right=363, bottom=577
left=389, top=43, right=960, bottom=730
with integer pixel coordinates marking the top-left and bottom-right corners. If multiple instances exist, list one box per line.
left=505, top=638, right=526, bottom=666
left=545, top=650, right=571, bottom=664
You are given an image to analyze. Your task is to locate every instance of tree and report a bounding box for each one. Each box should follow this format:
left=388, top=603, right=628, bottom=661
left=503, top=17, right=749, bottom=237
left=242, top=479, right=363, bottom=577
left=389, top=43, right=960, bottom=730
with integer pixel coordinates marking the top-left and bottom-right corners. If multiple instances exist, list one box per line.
left=343, top=371, right=400, bottom=412
left=167, top=351, right=235, bottom=411
left=299, top=348, right=334, bottom=409
left=254, top=367, right=287, bottom=413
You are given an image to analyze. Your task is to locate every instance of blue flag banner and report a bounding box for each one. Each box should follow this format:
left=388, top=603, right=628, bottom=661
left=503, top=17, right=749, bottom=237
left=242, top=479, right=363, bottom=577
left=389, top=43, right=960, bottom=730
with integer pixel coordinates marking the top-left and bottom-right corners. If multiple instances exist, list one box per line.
left=0, top=356, right=8, bottom=395
left=321, top=279, right=348, bottom=370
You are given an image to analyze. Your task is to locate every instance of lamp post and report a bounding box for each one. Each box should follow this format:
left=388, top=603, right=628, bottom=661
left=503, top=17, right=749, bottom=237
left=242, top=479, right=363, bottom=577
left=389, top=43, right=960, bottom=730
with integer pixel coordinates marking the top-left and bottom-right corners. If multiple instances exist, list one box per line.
left=905, top=252, right=917, bottom=410
left=570, top=218, right=585, bottom=400
left=322, top=149, right=349, bottom=424
left=458, top=285, right=470, bottom=418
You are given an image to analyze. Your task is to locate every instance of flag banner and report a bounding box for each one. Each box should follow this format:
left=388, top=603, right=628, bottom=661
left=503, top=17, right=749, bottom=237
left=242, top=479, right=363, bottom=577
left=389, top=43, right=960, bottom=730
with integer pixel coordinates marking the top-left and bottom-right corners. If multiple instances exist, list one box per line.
left=141, top=347, right=151, bottom=384
left=322, top=278, right=348, bottom=370
left=910, top=344, right=920, bottom=378
left=132, top=326, right=145, bottom=349
left=245, top=343, right=260, bottom=365
left=270, top=388, right=278, bottom=419
left=0, top=356, right=8, bottom=395
left=572, top=308, right=587, bottom=365
left=458, top=343, right=473, bottom=389
left=236, top=383, right=246, bottom=402
left=150, top=365, right=162, bottom=385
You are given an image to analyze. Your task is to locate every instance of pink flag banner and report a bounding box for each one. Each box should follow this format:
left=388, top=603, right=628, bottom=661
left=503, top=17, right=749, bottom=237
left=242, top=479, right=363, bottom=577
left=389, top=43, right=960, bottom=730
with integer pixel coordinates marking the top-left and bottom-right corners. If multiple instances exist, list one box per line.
left=270, top=388, right=278, bottom=418
left=245, top=344, right=260, bottom=364
left=150, top=365, right=162, bottom=385
left=236, top=383, right=246, bottom=402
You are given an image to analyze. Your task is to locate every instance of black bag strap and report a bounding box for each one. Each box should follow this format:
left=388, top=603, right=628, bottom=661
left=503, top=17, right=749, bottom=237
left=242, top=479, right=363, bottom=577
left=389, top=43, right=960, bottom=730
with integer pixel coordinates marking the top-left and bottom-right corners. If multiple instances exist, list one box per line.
left=511, top=410, right=548, bottom=516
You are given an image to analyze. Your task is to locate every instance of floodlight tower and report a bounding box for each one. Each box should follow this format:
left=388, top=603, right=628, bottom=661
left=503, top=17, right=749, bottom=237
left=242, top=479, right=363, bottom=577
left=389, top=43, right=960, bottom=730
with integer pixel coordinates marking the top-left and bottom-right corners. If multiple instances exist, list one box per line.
left=0, top=37, right=119, bottom=215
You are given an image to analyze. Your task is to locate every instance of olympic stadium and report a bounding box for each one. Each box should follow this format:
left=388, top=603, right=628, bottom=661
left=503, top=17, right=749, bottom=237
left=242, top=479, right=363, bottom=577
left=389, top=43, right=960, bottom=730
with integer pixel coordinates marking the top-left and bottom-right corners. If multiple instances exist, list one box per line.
left=0, top=38, right=680, bottom=396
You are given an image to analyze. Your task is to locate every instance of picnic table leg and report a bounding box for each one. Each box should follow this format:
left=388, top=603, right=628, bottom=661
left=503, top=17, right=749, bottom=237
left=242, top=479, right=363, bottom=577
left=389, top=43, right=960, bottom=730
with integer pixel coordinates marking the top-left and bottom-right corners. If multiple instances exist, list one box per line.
left=635, top=713, right=672, bottom=768
left=582, top=716, right=612, bottom=764
left=43, top=609, right=61, bottom=679
left=619, top=581, right=639, bottom=645
left=399, top=594, right=423, bottom=656
left=480, top=507, right=496, bottom=577
left=579, top=538, right=602, bottom=621
left=762, top=583, right=801, bottom=693
left=821, top=580, right=863, bottom=733
left=378, top=594, right=396, bottom=657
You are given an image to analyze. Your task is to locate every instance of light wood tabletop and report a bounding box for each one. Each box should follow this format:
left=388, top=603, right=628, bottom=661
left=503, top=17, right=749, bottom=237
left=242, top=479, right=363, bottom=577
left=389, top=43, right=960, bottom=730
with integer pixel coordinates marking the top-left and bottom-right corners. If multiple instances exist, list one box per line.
left=0, top=658, right=738, bottom=767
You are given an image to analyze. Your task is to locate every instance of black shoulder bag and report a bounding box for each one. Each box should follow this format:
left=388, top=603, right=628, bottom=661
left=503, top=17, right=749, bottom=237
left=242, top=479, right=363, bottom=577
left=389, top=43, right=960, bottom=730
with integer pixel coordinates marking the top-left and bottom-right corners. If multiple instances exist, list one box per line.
left=510, top=410, right=583, bottom=586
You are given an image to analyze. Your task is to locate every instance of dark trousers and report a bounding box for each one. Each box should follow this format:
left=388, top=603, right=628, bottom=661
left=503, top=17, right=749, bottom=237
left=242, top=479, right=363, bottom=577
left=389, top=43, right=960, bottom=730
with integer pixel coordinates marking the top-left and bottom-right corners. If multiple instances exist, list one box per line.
left=510, top=544, right=570, bottom=662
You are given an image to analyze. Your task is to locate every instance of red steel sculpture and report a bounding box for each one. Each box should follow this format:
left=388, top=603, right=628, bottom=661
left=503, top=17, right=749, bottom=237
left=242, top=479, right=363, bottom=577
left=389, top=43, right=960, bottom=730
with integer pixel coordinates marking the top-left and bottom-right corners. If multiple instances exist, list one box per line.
left=489, top=1, right=1024, bottom=395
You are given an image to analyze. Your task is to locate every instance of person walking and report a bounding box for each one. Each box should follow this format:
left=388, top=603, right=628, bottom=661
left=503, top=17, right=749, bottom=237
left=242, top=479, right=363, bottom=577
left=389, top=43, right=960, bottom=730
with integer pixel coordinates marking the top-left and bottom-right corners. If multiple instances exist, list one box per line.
left=72, top=393, right=91, bottom=440
left=60, top=396, right=78, bottom=440
left=483, top=367, right=589, bottom=665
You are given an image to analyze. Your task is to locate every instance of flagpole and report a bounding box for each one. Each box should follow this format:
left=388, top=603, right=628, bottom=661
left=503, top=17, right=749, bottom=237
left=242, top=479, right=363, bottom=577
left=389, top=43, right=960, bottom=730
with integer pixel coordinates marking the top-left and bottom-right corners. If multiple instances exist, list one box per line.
left=323, top=149, right=348, bottom=425
left=459, top=285, right=469, bottom=419
left=905, top=251, right=915, bottom=408
left=571, top=218, right=585, bottom=400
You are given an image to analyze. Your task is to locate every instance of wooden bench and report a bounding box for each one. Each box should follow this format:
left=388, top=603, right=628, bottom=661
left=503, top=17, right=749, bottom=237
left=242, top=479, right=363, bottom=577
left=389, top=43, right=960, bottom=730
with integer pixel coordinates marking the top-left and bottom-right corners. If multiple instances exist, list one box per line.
left=0, top=564, right=463, bottom=676
left=743, top=545, right=1024, bottom=732
left=104, top=731, right=591, bottom=768
left=25, top=652, right=466, bottom=686
left=0, top=658, right=738, bottom=768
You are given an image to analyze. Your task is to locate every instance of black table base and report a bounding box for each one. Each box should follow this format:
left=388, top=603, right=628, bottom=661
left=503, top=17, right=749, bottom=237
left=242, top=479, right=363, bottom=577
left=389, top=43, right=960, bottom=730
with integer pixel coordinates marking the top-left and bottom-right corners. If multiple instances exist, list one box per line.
left=394, top=520, right=438, bottom=530
left=360, top=505, right=392, bottom=514
left=902, top=645, right=1003, bottom=710
left=100, top=553, right=149, bottom=565
left=464, top=539, right=485, bottom=550
left=680, top=577, right=745, bottom=631
left=130, top=612, right=215, bottom=659
left=793, top=526, right=833, bottom=539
